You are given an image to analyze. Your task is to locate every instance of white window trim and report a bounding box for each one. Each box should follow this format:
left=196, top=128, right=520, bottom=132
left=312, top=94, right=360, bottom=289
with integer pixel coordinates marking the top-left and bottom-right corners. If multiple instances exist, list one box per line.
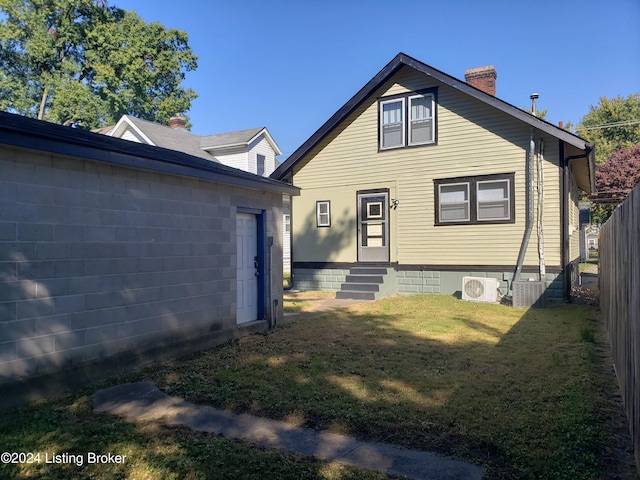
left=316, top=201, right=331, bottom=227
left=438, top=182, right=470, bottom=223
left=379, top=97, right=405, bottom=150
left=408, top=93, right=435, bottom=146
left=476, top=178, right=511, bottom=222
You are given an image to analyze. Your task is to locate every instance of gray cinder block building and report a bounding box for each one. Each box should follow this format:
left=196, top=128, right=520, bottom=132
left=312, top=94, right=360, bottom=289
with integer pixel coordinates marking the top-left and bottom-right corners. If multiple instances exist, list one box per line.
left=0, top=112, right=298, bottom=403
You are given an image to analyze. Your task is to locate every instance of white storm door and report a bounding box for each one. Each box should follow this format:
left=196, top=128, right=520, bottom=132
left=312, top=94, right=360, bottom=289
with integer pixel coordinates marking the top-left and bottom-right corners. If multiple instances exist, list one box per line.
left=236, top=213, right=258, bottom=324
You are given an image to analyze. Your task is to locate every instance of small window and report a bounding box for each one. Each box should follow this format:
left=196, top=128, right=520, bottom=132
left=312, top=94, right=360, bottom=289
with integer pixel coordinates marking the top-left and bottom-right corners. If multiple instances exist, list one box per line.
left=435, top=173, right=515, bottom=225
left=284, top=214, right=291, bottom=233
left=316, top=201, right=331, bottom=227
left=257, top=154, right=265, bottom=176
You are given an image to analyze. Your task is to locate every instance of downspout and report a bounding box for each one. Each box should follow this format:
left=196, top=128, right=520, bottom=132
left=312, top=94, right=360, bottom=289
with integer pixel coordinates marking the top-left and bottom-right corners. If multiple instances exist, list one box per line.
left=513, top=127, right=536, bottom=284
left=537, top=139, right=545, bottom=281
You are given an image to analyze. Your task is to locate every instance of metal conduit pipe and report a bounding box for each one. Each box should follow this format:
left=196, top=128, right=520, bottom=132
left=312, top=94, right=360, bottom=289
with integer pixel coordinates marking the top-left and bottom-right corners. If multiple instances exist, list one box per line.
left=513, top=127, right=536, bottom=285
left=537, top=139, right=546, bottom=281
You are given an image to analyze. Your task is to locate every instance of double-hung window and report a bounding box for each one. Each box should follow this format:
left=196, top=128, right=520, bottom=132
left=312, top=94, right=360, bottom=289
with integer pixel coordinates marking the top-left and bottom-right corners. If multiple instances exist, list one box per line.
left=409, top=94, right=434, bottom=145
left=380, top=98, right=405, bottom=149
left=316, top=201, right=331, bottom=227
left=435, top=173, right=514, bottom=225
left=379, top=89, right=436, bottom=150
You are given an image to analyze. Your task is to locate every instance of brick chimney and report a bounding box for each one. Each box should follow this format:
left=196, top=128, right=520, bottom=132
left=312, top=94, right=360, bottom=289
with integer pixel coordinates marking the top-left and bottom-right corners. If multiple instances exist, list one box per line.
left=168, top=114, right=186, bottom=129
left=464, top=66, right=497, bottom=96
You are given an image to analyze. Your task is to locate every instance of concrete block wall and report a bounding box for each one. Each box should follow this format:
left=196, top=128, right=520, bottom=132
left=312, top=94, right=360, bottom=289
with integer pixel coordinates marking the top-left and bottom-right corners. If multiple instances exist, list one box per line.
left=0, top=146, right=283, bottom=384
left=293, top=266, right=564, bottom=302
left=291, top=268, right=350, bottom=291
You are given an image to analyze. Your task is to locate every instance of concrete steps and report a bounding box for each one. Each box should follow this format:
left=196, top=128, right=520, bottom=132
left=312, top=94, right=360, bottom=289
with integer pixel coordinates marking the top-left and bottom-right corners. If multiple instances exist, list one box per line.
left=336, top=266, right=396, bottom=300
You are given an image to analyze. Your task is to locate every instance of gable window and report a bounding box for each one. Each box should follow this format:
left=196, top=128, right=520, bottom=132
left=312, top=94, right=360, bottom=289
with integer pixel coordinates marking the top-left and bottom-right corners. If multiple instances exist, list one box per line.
left=379, top=89, right=436, bottom=150
left=409, top=94, right=434, bottom=145
left=316, top=201, right=331, bottom=227
left=257, top=154, right=265, bottom=176
left=380, top=98, right=405, bottom=149
left=435, top=173, right=515, bottom=225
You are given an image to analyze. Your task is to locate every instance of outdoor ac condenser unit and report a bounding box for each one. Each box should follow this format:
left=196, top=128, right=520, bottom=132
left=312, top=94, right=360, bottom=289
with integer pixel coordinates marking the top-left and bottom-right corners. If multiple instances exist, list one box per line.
left=461, top=277, right=499, bottom=303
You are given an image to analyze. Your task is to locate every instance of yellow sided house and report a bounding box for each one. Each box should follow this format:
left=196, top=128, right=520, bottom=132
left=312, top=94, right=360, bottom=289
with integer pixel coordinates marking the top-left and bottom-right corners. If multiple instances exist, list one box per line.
left=271, top=53, right=595, bottom=306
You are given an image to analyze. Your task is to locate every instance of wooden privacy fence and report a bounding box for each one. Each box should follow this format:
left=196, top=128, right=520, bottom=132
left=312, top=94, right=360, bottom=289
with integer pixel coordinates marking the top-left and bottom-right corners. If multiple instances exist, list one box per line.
left=600, top=182, right=640, bottom=473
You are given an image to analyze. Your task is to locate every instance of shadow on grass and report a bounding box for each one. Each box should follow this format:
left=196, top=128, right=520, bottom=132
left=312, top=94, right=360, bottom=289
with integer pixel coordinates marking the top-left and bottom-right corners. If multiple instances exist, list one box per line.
left=0, top=296, right=635, bottom=480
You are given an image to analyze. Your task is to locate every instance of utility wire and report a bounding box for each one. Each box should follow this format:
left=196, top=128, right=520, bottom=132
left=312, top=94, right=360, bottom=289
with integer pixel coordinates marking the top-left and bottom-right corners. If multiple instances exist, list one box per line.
left=575, top=119, right=640, bottom=131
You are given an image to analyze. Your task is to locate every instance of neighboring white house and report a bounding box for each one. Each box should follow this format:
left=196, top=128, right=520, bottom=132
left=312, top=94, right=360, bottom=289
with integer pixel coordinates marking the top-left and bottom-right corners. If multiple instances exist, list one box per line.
left=99, top=115, right=291, bottom=272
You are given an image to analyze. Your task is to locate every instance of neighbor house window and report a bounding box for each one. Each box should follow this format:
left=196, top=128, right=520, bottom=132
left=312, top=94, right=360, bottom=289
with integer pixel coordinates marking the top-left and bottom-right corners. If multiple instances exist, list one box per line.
left=284, top=214, right=291, bottom=233
left=379, top=89, right=436, bottom=150
left=257, top=154, right=265, bottom=176
left=434, top=173, right=515, bottom=225
left=316, top=201, right=331, bottom=227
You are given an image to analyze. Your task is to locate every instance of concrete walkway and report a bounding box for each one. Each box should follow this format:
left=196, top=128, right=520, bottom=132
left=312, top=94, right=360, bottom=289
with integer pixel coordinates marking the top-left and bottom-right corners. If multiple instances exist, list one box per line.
left=281, top=295, right=372, bottom=325
left=93, top=382, right=484, bottom=480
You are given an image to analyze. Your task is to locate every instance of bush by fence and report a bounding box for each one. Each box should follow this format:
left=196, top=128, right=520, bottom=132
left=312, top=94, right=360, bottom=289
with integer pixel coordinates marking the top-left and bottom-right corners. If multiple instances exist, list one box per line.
left=600, top=183, right=640, bottom=473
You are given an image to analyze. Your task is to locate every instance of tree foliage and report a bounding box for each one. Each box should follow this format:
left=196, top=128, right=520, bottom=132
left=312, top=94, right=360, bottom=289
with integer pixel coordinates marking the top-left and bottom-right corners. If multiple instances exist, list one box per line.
left=576, top=94, right=640, bottom=164
left=590, top=144, right=640, bottom=223
left=0, top=0, right=198, bottom=128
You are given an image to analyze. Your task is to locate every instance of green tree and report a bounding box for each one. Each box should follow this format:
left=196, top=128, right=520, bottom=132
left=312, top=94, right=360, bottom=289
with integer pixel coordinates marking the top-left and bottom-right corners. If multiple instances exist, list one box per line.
left=576, top=94, right=640, bottom=164
left=591, top=145, right=640, bottom=223
left=0, top=0, right=197, bottom=128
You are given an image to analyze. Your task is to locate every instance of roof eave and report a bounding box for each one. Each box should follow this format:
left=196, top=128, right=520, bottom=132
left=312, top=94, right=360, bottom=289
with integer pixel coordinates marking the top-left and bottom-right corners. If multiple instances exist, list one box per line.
left=271, top=52, right=593, bottom=180
left=0, top=113, right=299, bottom=196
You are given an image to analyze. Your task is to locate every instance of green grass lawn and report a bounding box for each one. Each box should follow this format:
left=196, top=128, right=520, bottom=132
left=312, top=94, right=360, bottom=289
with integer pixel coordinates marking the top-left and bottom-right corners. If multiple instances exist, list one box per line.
left=0, top=295, right=635, bottom=479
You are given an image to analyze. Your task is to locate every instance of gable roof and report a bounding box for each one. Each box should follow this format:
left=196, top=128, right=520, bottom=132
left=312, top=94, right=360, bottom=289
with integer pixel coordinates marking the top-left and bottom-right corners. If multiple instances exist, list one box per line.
left=200, top=127, right=282, bottom=155
left=271, top=52, right=595, bottom=191
left=0, top=112, right=299, bottom=196
left=109, top=115, right=215, bottom=161
left=109, top=116, right=282, bottom=160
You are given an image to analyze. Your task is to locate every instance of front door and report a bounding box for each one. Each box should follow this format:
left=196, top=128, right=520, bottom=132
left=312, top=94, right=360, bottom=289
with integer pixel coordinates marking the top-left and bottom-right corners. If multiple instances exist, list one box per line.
left=357, top=191, right=389, bottom=262
left=236, top=213, right=258, bottom=324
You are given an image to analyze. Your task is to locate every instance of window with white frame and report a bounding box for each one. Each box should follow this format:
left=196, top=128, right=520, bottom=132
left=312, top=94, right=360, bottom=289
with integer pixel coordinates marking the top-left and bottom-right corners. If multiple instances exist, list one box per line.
left=477, top=179, right=511, bottom=221
left=316, top=201, right=331, bottom=227
left=284, top=214, right=291, bottom=233
left=257, top=154, right=265, bottom=176
left=434, top=173, right=515, bottom=225
left=409, top=94, right=434, bottom=145
left=380, top=98, right=405, bottom=149
left=438, top=183, right=470, bottom=222
left=379, top=89, right=436, bottom=150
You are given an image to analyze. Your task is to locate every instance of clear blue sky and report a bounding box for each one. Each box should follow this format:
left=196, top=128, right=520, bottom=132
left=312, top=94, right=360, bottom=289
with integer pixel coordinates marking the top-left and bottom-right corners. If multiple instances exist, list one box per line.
left=117, top=0, right=640, bottom=160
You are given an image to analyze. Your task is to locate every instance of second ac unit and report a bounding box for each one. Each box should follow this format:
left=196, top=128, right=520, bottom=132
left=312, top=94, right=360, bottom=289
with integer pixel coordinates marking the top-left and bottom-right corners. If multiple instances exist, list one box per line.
left=462, top=277, right=499, bottom=303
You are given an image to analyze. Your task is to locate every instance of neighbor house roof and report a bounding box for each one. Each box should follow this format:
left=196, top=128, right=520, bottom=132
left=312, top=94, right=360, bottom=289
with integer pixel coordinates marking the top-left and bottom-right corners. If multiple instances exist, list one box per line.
left=108, top=115, right=283, bottom=160
left=109, top=115, right=215, bottom=161
left=0, top=112, right=299, bottom=195
left=271, top=52, right=595, bottom=193
left=200, top=127, right=282, bottom=155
